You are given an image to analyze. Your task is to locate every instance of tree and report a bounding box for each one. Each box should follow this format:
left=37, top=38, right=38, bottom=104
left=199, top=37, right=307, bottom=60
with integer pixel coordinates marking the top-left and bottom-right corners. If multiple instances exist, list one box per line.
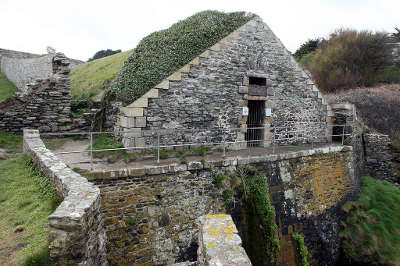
left=392, top=27, right=400, bottom=41
left=293, top=38, right=320, bottom=61
left=308, top=29, right=393, bottom=92
left=88, top=49, right=121, bottom=62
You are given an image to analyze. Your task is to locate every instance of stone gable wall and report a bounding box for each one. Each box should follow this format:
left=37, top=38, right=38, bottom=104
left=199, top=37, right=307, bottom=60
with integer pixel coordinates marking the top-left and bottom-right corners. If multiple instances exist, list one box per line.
left=86, top=145, right=355, bottom=265
left=23, top=129, right=107, bottom=265
left=117, top=18, right=329, bottom=148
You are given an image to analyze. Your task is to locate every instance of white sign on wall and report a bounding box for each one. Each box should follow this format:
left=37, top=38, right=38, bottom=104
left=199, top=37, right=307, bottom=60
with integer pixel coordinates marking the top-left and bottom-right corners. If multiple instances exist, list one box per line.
left=265, top=108, right=272, bottom=117
left=242, top=107, right=249, bottom=116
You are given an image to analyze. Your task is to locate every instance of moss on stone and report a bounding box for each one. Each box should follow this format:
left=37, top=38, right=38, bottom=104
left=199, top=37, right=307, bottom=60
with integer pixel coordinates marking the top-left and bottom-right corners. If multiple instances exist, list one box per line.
left=108, top=10, right=256, bottom=104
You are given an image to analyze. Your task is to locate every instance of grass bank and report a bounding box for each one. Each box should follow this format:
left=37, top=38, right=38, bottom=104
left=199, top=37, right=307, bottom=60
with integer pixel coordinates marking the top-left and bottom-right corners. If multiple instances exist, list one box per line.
left=340, top=176, right=400, bottom=265
left=0, top=155, right=60, bottom=265
left=70, top=50, right=132, bottom=101
left=0, top=72, right=18, bottom=102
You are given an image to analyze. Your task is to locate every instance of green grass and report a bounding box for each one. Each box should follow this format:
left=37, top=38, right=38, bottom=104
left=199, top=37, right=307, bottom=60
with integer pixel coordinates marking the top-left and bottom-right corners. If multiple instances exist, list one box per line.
left=340, top=176, right=400, bottom=265
left=0, top=72, right=18, bottom=102
left=70, top=50, right=133, bottom=101
left=0, top=155, right=60, bottom=265
left=92, top=134, right=138, bottom=163
left=292, top=233, right=309, bottom=266
left=109, top=10, right=255, bottom=104
left=0, top=131, right=22, bottom=153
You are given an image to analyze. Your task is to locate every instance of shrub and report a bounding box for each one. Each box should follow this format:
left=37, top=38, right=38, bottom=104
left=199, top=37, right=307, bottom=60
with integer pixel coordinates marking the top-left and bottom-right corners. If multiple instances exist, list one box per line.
left=293, top=38, right=320, bottom=61
left=309, top=29, right=393, bottom=92
left=192, top=146, right=210, bottom=156
left=340, top=176, right=400, bottom=265
left=298, top=51, right=316, bottom=68
left=108, top=10, right=255, bottom=104
left=88, top=49, right=121, bottom=62
left=222, top=189, right=234, bottom=202
left=376, top=65, right=400, bottom=83
left=214, top=173, right=227, bottom=188
left=292, top=233, right=309, bottom=266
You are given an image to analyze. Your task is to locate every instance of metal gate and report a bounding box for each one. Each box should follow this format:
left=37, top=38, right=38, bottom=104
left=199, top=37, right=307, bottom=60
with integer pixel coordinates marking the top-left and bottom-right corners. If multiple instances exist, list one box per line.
left=246, top=100, right=265, bottom=147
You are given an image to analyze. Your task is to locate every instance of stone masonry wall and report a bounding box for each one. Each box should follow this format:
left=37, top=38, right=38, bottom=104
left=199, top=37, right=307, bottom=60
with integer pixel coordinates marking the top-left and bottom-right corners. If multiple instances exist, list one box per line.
left=363, top=134, right=397, bottom=183
left=0, top=53, right=90, bottom=133
left=85, top=145, right=355, bottom=265
left=0, top=48, right=39, bottom=59
left=117, top=18, right=330, bottom=149
left=23, top=129, right=107, bottom=265
left=1, top=55, right=53, bottom=90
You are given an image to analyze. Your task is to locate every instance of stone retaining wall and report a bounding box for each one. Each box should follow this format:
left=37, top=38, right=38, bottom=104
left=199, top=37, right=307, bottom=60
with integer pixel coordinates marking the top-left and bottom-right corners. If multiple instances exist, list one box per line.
left=86, top=145, right=355, bottom=265
left=363, top=133, right=397, bottom=183
left=23, top=129, right=107, bottom=265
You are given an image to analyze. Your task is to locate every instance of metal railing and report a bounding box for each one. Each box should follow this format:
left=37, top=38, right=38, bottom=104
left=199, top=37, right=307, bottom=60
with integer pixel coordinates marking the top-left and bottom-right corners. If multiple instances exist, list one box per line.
left=40, top=123, right=353, bottom=170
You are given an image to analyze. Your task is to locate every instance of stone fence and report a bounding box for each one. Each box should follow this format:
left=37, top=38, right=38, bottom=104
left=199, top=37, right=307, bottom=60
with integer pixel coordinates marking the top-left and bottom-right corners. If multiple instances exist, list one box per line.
left=23, top=129, right=107, bottom=265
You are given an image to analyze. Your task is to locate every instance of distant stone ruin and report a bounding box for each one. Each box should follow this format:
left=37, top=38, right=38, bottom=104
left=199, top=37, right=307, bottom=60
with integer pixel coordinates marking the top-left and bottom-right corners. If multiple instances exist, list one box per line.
left=0, top=53, right=90, bottom=133
left=0, top=48, right=83, bottom=91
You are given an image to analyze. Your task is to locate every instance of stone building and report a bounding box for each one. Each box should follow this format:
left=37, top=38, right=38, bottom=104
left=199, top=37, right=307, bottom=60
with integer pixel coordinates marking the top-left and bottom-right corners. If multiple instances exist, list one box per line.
left=115, top=16, right=331, bottom=149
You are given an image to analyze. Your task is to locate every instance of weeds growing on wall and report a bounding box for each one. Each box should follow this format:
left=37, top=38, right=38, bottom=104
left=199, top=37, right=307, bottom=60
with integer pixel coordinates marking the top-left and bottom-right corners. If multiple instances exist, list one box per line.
left=339, top=176, right=400, bottom=265
left=108, top=10, right=255, bottom=104
left=292, top=233, right=309, bottom=266
left=241, top=165, right=280, bottom=265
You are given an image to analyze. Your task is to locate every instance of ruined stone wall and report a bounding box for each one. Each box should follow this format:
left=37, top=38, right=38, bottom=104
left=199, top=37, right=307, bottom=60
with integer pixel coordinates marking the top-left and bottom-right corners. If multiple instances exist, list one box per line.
left=0, top=53, right=90, bottom=133
left=117, top=18, right=329, bottom=148
left=86, top=145, right=355, bottom=265
left=0, top=48, right=39, bottom=59
left=0, top=48, right=83, bottom=90
left=23, top=129, right=107, bottom=265
left=1, top=55, right=53, bottom=90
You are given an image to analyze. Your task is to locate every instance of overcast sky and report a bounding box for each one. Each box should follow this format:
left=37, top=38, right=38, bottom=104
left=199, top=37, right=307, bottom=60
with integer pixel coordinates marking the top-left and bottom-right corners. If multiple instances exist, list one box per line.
left=1, top=0, right=399, bottom=61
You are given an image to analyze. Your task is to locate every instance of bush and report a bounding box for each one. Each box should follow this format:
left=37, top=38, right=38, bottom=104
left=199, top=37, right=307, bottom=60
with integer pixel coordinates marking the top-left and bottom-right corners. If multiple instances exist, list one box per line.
left=340, top=176, right=400, bottom=265
left=309, top=29, right=393, bottom=92
left=293, top=38, right=320, bottom=61
left=298, top=51, right=316, bottom=68
left=88, top=49, right=121, bottom=62
left=376, top=65, right=400, bottom=83
left=108, top=10, right=255, bottom=104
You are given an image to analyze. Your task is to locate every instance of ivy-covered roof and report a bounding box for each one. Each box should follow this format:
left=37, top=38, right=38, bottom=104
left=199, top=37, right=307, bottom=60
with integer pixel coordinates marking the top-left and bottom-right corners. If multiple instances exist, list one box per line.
left=107, top=10, right=256, bottom=104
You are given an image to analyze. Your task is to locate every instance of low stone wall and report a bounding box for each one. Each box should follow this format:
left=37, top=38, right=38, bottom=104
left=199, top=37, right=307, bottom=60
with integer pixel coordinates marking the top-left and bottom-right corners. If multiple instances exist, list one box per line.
left=363, top=133, right=397, bottom=183
left=86, top=145, right=355, bottom=265
left=197, top=214, right=251, bottom=265
left=23, top=129, right=107, bottom=265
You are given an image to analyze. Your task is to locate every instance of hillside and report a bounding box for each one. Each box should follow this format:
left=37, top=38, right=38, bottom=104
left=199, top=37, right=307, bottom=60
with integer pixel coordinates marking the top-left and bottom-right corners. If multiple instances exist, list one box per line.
left=325, top=84, right=400, bottom=139
left=0, top=72, right=18, bottom=102
left=70, top=50, right=133, bottom=101
left=108, top=10, right=255, bottom=104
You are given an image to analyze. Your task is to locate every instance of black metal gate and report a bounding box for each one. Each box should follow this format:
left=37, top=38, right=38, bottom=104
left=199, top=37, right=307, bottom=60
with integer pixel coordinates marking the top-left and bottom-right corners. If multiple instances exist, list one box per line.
left=246, top=100, right=265, bottom=147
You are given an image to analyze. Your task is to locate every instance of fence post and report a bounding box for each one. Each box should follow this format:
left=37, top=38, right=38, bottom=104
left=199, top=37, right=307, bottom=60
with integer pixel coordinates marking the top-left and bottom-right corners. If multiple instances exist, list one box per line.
left=223, top=129, right=226, bottom=157
left=157, top=130, right=160, bottom=163
left=341, top=125, right=345, bottom=145
left=90, top=132, right=93, bottom=171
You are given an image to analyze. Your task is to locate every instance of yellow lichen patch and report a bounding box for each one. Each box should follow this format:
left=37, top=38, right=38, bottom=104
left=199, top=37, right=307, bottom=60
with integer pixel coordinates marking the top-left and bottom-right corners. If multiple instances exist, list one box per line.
left=205, top=213, right=230, bottom=219
left=207, top=242, right=216, bottom=248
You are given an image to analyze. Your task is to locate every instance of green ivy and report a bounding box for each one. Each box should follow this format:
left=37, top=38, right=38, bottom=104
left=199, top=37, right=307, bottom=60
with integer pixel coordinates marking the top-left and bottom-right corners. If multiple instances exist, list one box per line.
left=107, top=10, right=255, bottom=104
left=243, top=165, right=280, bottom=264
left=292, top=233, right=309, bottom=266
